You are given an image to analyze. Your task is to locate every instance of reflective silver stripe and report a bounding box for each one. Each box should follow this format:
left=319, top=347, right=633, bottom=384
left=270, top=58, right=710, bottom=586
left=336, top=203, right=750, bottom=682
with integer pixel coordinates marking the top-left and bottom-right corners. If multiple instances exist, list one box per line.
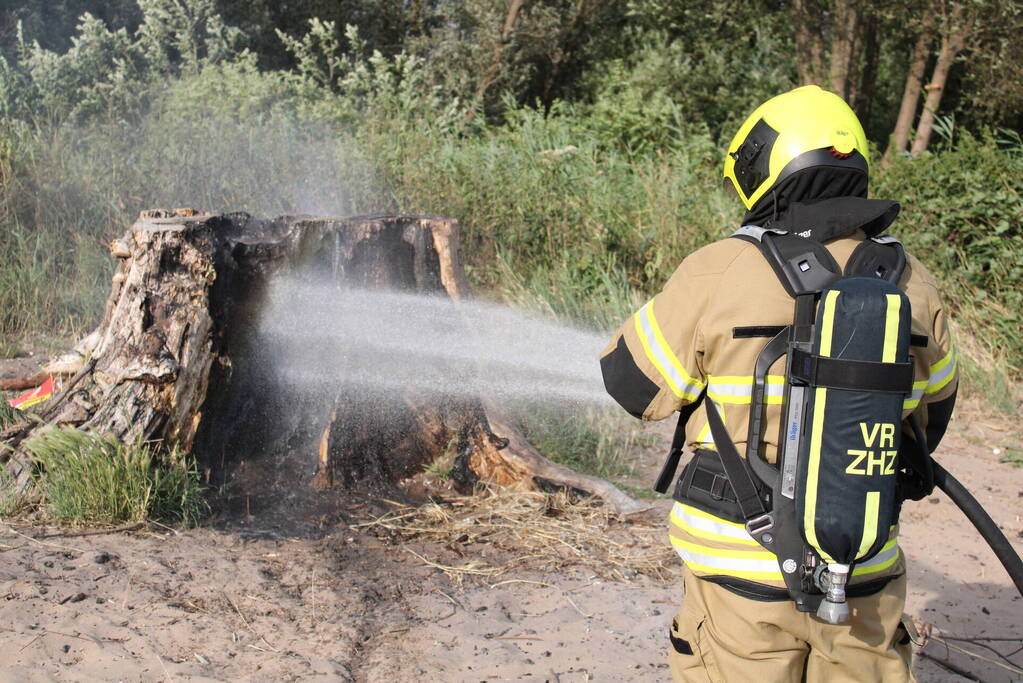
left=903, top=383, right=926, bottom=410
left=670, top=541, right=782, bottom=578
left=707, top=376, right=785, bottom=404
left=852, top=541, right=901, bottom=577
left=925, top=345, right=957, bottom=395
left=731, top=225, right=787, bottom=242
left=670, top=503, right=760, bottom=545
left=636, top=302, right=703, bottom=400
left=856, top=542, right=898, bottom=569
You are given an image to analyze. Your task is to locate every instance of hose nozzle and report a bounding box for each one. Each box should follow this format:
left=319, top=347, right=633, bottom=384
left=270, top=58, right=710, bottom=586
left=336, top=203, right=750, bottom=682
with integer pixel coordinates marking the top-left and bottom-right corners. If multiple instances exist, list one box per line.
left=816, top=563, right=850, bottom=624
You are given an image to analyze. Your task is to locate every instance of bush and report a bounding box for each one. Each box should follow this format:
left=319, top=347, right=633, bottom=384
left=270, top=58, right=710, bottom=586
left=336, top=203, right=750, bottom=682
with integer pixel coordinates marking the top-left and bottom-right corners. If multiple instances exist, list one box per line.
left=24, top=427, right=206, bottom=525
left=875, top=132, right=1023, bottom=371
left=365, top=101, right=740, bottom=330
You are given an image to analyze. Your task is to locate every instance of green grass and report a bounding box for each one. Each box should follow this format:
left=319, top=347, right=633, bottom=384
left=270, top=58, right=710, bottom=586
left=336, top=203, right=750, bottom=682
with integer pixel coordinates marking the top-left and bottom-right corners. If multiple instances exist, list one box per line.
left=515, top=404, right=656, bottom=481
left=0, top=468, right=29, bottom=519
left=1000, top=447, right=1023, bottom=468
left=957, top=345, right=1019, bottom=416
left=0, top=399, right=18, bottom=428
left=24, top=427, right=207, bottom=525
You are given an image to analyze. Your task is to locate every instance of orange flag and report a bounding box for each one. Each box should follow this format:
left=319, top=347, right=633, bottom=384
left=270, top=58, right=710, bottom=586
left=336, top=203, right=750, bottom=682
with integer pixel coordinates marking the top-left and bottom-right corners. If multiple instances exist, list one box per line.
left=9, top=376, right=55, bottom=410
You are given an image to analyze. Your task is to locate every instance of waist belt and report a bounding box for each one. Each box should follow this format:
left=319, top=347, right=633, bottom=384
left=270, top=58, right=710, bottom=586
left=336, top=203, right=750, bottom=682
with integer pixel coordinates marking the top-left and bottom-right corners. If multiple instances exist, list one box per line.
left=673, top=449, right=746, bottom=524
left=701, top=574, right=900, bottom=602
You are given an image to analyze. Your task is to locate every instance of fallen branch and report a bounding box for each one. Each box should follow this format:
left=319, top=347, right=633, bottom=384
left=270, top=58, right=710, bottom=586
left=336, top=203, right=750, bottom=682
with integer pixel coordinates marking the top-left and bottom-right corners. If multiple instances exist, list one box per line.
left=0, top=374, right=47, bottom=391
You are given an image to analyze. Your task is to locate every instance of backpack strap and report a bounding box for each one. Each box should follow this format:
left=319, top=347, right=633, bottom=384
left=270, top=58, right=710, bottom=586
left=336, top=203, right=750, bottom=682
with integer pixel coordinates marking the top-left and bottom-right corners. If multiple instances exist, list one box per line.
left=653, top=390, right=706, bottom=494
left=732, top=226, right=842, bottom=296
left=845, top=235, right=907, bottom=284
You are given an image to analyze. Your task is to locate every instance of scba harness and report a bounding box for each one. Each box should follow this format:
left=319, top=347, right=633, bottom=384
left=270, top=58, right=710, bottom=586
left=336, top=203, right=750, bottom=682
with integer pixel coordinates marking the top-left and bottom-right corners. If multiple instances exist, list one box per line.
left=656, top=227, right=933, bottom=623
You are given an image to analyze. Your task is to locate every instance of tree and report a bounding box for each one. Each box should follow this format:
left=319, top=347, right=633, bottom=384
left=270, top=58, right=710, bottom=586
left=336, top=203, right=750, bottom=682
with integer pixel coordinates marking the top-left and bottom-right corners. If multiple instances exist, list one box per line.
left=790, top=0, right=890, bottom=125
left=886, top=7, right=936, bottom=161
left=884, top=0, right=1023, bottom=158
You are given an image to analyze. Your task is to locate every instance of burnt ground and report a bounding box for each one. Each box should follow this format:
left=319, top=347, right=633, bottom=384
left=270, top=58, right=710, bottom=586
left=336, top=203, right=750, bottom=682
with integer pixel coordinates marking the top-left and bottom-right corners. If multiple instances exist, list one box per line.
left=0, top=350, right=1021, bottom=682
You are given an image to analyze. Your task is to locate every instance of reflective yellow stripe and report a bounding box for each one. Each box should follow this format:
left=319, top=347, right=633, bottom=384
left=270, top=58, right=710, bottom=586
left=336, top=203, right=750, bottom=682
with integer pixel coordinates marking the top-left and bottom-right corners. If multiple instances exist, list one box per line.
left=670, top=537, right=775, bottom=560
left=670, top=537, right=783, bottom=580
left=710, top=375, right=787, bottom=385
left=707, top=375, right=785, bottom=405
left=634, top=302, right=704, bottom=401
left=676, top=503, right=747, bottom=529
left=930, top=344, right=956, bottom=374
left=696, top=420, right=712, bottom=445
left=925, top=344, right=957, bottom=395
left=670, top=503, right=761, bottom=546
left=679, top=557, right=784, bottom=582
left=804, top=290, right=839, bottom=562
left=856, top=491, right=880, bottom=559
left=694, top=399, right=724, bottom=445
left=903, top=378, right=928, bottom=410
left=804, top=386, right=829, bottom=561
left=818, top=290, right=840, bottom=357
left=852, top=537, right=900, bottom=576
left=882, top=294, right=901, bottom=363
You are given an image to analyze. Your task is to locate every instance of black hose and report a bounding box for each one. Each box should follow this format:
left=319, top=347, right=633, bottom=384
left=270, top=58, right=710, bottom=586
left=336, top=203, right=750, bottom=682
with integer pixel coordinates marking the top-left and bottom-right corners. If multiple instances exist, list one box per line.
left=932, top=460, right=1023, bottom=598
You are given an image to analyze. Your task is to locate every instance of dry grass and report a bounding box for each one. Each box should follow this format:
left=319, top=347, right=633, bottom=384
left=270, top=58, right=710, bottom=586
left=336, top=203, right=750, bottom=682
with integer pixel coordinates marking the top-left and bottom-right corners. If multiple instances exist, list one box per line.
left=357, top=486, right=676, bottom=583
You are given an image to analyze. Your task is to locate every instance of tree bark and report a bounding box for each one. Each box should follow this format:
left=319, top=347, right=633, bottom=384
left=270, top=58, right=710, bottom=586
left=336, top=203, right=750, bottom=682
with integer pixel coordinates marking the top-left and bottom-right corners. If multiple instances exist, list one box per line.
left=2, top=210, right=643, bottom=515
left=828, top=0, right=861, bottom=100
left=851, top=10, right=881, bottom=125
left=886, top=11, right=937, bottom=161
left=911, top=5, right=967, bottom=156
left=793, top=0, right=827, bottom=85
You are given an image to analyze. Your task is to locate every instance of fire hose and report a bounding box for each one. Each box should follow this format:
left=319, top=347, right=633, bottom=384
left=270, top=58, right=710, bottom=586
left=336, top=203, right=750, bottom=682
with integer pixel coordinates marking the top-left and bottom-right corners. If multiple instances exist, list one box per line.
left=933, top=460, right=1023, bottom=597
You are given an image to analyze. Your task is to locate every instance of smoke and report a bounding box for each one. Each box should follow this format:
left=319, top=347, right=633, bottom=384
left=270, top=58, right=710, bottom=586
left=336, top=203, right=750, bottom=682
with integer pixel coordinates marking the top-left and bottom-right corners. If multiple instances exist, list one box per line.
left=258, top=281, right=615, bottom=407
left=126, top=114, right=375, bottom=218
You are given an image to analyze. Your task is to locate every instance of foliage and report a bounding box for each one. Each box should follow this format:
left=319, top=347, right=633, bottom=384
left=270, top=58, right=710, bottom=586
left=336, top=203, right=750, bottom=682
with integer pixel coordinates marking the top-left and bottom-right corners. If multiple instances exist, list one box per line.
left=875, top=132, right=1023, bottom=369
left=0, top=399, right=17, bottom=428
left=0, top=0, right=1020, bottom=398
left=516, top=404, right=655, bottom=481
left=24, top=427, right=207, bottom=525
left=0, top=470, right=29, bottom=518
left=0, top=0, right=244, bottom=125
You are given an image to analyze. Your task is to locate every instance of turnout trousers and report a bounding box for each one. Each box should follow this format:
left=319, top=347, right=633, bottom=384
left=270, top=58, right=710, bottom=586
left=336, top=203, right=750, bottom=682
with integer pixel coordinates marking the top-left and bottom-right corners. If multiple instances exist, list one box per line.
left=669, top=567, right=915, bottom=683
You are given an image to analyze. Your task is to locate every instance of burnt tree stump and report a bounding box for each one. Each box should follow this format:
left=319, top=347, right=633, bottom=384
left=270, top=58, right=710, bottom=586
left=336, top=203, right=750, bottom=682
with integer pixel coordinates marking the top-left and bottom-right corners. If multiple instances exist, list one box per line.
left=1, top=210, right=643, bottom=515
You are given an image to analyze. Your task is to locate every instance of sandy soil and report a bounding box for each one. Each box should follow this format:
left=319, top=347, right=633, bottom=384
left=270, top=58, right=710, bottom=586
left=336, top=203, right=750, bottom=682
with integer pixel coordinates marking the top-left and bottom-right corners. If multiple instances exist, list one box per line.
left=1, top=350, right=1021, bottom=682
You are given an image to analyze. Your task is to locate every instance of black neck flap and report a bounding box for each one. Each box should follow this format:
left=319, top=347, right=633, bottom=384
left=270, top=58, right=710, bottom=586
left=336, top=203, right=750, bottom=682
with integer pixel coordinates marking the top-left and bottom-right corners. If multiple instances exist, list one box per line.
left=741, top=165, right=901, bottom=242
left=768, top=197, right=900, bottom=242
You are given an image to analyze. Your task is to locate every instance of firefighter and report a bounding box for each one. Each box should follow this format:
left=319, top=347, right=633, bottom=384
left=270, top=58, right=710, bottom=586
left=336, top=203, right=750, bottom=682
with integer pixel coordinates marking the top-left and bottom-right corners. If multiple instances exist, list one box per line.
left=600, top=85, right=957, bottom=682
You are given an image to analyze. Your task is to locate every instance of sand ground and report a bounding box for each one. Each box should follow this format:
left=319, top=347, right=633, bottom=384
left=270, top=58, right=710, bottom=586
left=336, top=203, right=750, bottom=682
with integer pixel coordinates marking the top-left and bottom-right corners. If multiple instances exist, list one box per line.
left=1, top=354, right=1021, bottom=682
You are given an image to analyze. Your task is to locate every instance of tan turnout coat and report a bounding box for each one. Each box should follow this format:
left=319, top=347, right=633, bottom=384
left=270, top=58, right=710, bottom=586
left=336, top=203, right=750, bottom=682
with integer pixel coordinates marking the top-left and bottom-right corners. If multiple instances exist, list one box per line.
left=602, top=229, right=957, bottom=590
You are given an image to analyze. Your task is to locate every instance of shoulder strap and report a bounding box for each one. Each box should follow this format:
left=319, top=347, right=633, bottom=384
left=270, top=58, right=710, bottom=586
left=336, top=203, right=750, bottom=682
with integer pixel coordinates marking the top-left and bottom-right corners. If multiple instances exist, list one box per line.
left=705, top=398, right=769, bottom=523
left=731, top=226, right=841, bottom=297
left=653, top=390, right=706, bottom=494
left=844, top=235, right=907, bottom=284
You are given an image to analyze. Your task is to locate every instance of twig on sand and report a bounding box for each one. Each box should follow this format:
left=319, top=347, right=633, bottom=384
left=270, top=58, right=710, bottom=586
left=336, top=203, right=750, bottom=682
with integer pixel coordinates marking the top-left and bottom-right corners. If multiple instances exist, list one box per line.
left=3, top=626, right=128, bottom=652
left=2, top=525, right=85, bottom=553
left=405, top=547, right=505, bottom=578
left=925, top=637, right=1023, bottom=677
left=18, top=634, right=42, bottom=653
left=938, top=634, right=1023, bottom=668
left=917, top=650, right=980, bottom=681
left=224, top=591, right=279, bottom=653
left=488, top=578, right=592, bottom=618
left=490, top=579, right=552, bottom=589
left=38, top=522, right=143, bottom=539
left=147, top=520, right=181, bottom=536
left=490, top=634, right=543, bottom=641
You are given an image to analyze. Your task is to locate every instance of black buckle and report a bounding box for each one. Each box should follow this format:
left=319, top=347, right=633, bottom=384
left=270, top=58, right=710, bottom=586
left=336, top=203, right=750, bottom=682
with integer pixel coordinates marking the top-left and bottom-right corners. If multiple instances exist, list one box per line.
left=745, top=513, right=774, bottom=537
left=709, top=474, right=728, bottom=500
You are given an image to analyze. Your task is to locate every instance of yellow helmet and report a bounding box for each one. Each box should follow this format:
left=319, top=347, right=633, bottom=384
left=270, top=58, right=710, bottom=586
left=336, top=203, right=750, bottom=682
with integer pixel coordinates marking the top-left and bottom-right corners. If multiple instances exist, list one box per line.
left=723, top=85, right=869, bottom=210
